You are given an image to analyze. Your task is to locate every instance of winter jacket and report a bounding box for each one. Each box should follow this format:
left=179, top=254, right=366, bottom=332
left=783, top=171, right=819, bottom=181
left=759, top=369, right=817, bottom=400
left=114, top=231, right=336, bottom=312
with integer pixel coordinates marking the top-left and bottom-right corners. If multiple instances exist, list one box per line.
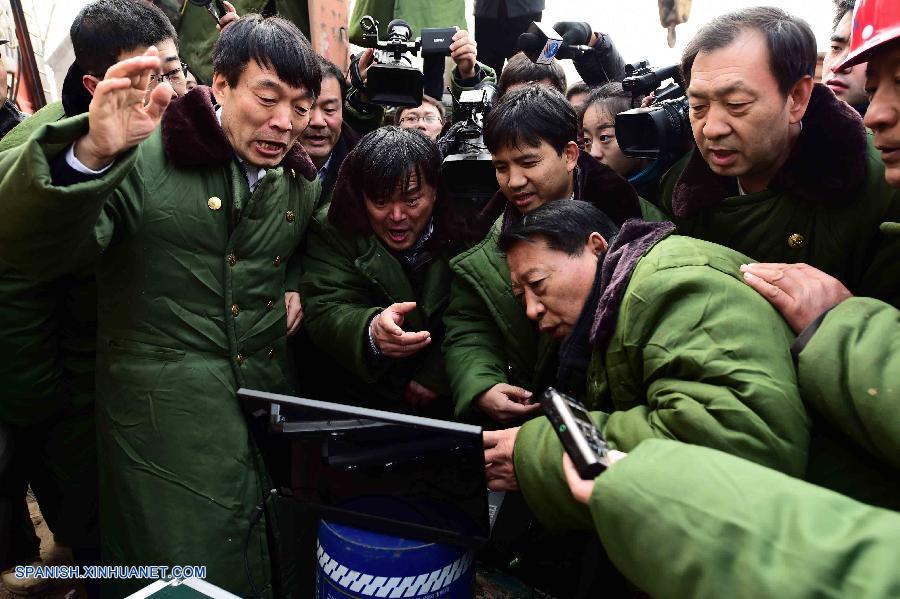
left=0, top=86, right=319, bottom=597
left=443, top=152, right=663, bottom=419
left=586, top=439, right=900, bottom=599
left=658, top=84, right=900, bottom=307
left=514, top=223, right=810, bottom=531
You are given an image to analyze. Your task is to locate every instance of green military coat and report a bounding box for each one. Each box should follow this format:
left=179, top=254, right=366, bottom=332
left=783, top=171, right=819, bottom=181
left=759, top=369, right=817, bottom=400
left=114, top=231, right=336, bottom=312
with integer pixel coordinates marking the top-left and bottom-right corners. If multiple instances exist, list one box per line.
left=658, top=85, right=900, bottom=307
left=588, top=439, right=900, bottom=599
left=514, top=232, right=810, bottom=531
left=0, top=87, right=319, bottom=596
left=299, top=213, right=455, bottom=411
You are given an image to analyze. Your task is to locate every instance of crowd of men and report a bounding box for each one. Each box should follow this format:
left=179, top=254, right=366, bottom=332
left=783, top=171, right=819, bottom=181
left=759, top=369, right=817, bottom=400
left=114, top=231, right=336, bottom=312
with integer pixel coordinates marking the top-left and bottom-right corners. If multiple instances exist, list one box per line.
left=0, top=0, right=897, bottom=597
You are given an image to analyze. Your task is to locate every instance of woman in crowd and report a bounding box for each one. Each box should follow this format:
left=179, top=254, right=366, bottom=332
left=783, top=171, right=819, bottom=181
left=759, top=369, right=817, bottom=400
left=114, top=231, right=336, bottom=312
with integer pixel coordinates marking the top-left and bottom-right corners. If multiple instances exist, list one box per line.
left=300, top=127, right=464, bottom=414
left=579, top=83, right=661, bottom=201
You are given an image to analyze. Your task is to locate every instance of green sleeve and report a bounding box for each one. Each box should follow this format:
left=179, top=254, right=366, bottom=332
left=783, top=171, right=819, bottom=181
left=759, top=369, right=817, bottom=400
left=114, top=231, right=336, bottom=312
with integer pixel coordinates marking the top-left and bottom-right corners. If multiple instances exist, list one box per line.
left=603, top=264, right=810, bottom=477
left=343, top=90, right=387, bottom=136
left=298, top=219, right=385, bottom=383
left=0, top=113, right=141, bottom=280
left=449, top=62, right=497, bottom=122
left=591, top=439, right=900, bottom=599
left=442, top=273, right=509, bottom=418
left=795, top=297, right=900, bottom=469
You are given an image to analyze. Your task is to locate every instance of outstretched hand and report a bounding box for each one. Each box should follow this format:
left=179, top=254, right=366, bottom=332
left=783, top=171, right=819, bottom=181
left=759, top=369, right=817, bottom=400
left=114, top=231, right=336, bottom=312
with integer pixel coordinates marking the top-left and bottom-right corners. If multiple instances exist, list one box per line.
left=74, top=46, right=173, bottom=170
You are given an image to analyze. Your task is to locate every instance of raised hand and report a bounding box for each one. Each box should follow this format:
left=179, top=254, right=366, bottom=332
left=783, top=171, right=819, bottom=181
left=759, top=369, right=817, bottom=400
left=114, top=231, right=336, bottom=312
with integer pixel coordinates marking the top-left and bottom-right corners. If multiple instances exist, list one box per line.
left=74, top=47, right=173, bottom=170
left=450, top=28, right=477, bottom=79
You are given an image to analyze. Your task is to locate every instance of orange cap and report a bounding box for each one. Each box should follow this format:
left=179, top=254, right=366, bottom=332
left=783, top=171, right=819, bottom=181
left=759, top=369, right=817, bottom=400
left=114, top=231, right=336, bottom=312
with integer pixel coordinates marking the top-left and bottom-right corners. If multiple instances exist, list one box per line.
left=837, top=0, right=900, bottom=69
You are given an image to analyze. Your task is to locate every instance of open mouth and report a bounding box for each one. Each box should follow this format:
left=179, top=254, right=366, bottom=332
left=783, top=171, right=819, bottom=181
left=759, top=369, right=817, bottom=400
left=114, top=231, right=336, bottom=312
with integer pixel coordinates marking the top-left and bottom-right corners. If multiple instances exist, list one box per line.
left=512, top=193, right=536, bottom=208
left=387, top=229, right=410, bottom=243
left=303, top=134, right=330, bottom=146
left=876, top=145, right=900, bottom=163
left=825, top=78, right=849, bottom=92
left=708, top=148, right=738, bottom=167
left=254, top=140, right=286, bottom=156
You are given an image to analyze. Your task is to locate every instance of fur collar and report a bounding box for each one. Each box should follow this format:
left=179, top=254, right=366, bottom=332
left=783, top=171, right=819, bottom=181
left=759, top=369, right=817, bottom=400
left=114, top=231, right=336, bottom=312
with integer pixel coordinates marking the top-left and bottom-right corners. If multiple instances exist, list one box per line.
left=589, top=220, right=676, bottom=350
left=671, top=84, right=868, bottom=219
left=160, top=86, right=316, bottom=180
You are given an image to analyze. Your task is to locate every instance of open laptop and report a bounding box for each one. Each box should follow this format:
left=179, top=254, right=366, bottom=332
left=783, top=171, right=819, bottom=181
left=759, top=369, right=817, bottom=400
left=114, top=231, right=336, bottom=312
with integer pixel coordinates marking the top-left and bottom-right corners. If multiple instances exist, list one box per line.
left=238, top=389, right=501, bottom=549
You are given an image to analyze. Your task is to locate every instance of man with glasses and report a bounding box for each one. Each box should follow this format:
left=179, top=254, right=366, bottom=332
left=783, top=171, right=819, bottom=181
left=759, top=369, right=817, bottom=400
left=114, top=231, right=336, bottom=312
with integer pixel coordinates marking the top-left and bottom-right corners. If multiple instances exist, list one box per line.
left=0, top=1, right=186, bottom=595
left=396, top=95, right=446, bottom=141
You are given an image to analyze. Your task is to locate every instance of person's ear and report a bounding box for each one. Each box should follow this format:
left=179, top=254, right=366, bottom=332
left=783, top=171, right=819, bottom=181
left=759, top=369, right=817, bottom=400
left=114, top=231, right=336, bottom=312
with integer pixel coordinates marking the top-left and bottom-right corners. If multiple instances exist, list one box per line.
left=586, top=231, right=608, bottom=257
left=211, top=72, right=229, bottom=106
left=82, top=74, right=100, bottom=96
left=564, top=140, right=579, bottom=173
left=787, top=75, right=813, bottom=125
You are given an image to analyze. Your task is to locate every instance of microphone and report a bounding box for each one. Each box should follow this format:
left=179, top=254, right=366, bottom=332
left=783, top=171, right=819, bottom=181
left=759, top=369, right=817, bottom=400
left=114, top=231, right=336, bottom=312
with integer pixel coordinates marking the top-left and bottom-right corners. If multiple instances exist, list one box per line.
left=517, top=22, right=593, bottom=64
left=189, top=0, right=226, bottom=23
left=517, top=22, right=563, bottom=65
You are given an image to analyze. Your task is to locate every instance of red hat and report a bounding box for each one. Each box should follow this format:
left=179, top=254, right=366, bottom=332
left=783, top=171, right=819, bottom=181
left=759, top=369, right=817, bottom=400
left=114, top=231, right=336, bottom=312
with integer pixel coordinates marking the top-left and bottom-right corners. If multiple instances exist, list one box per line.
left=837, top=0, right=900, bottom=69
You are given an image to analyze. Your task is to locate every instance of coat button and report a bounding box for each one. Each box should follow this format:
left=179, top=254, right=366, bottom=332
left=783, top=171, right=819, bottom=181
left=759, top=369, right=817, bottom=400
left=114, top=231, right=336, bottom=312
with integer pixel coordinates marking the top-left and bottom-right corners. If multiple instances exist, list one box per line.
left=235, top=353, right=245, bottom=365
left=267, top=348, right=275, bottom=359
left=231, top=304, right=240, bottom=317
left=207, top=196, right=222, bottom=211
left=273, top=255, right=282, bottom=267
left=285, top=210, right=295, bottom=223
left=266, top=300, right=275, bottom=312
left=227, top=253, right=237, bottom=266
left=787, top=233, right=805, bottom=249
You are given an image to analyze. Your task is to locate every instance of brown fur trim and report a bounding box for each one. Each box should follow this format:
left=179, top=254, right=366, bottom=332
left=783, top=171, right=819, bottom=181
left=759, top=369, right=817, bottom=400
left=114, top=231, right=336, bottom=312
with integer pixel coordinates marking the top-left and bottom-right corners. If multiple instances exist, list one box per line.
left=671, top=84, right=868, bottom=219
left=160, top=86, right=316, bottom=180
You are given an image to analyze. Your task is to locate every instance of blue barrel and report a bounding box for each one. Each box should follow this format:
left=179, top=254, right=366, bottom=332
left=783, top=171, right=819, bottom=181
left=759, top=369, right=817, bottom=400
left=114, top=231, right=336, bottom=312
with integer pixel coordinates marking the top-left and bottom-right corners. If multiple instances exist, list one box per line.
left=316, top=519, right=474, bottom=599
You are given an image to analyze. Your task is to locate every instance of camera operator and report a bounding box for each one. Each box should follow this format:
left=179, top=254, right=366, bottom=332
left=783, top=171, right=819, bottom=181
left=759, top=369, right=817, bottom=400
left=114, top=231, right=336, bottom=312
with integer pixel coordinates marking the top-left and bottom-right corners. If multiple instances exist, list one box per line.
left=346, top=27, right=495, bottom=133
left=552, top=22, right=626, bottom=86
left=443, top=85, right=662, bottom=428
left=300, top=57, right=360, bottom=209
left=657, top=7, right=900, bottom=308
left=579, top=83, right=655, bottom=198
left=822, top=0, right=868, bottom=116
left=300, top=127, right=465, bottom=415
left=396, top=95, right=446, bottom=141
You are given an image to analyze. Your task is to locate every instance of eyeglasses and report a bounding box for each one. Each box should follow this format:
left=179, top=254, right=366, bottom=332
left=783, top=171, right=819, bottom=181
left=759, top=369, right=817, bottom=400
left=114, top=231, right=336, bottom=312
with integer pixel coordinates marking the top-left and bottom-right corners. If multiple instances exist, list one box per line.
left=149, top=62, right=188, bottom=86
left=399, top=114, right=442, bottom=125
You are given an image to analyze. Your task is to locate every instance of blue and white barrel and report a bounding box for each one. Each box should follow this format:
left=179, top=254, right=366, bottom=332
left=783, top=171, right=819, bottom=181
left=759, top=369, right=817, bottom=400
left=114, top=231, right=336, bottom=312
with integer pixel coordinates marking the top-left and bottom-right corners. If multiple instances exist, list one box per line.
left=316, top=519, right=474, bottom=599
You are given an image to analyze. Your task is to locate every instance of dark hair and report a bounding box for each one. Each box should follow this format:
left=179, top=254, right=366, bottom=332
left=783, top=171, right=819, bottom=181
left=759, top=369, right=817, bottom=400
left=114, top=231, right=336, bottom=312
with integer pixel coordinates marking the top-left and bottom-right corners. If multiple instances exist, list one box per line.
left=578, top=82, right=634, bottom=128
left=328, top=127, right=457, bottom=240
left=70, top=0, right=177, bottom=76
left=566, top=81, right=592, bottom=102
left=681, top=6, right=816, bottom=97
left=484, top=84, right=577, bottom=156
left=832, top=0, right=855, bottom=33
left=396, top=95, right=446, bottom=122
left=498, top=200, right=619, bottom=257
left=498, top=52, right=567, bottom=97
left=318, top=56, right=347, bottom=100
left=213, top=14, right=321, bottom=97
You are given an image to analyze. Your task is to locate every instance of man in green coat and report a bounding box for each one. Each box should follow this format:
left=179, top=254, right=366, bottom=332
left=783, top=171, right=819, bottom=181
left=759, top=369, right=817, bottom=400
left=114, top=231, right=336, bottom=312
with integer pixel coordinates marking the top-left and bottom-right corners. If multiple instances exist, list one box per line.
left=300, top=127, right=463, bottom=413
left=484, top=200, right=811, bottom=528
left=443, top=85, right=661, bottom=425
left=0, top=1, right=184, bottom=591
left=657, top=7, right=900, bottom=307
left=0, top=15, right=320, bottom=597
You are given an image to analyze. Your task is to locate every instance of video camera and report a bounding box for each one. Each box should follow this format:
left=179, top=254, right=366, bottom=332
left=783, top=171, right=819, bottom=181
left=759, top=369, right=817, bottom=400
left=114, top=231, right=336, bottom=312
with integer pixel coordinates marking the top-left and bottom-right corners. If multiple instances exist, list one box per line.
left=440, top=82, right=500, bottom=219
left=615, top=60, right=691, bottom=160
left=353, top=16, right=456, bottom=107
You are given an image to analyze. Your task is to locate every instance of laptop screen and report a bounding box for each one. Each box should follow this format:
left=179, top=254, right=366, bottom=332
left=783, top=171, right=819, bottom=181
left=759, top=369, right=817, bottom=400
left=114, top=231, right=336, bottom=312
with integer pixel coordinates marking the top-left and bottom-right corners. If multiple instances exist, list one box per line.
left=238, top=389, right=491, bottom=549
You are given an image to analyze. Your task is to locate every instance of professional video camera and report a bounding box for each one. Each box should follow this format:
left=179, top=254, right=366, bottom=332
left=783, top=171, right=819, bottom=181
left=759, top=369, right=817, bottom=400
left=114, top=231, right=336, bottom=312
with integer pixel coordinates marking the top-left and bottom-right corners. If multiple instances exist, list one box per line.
left=615, top=60, right=692, bottom=160
left=352, top=16, right=456, bottom=107
left=440, top=82, right=500, bottom=219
